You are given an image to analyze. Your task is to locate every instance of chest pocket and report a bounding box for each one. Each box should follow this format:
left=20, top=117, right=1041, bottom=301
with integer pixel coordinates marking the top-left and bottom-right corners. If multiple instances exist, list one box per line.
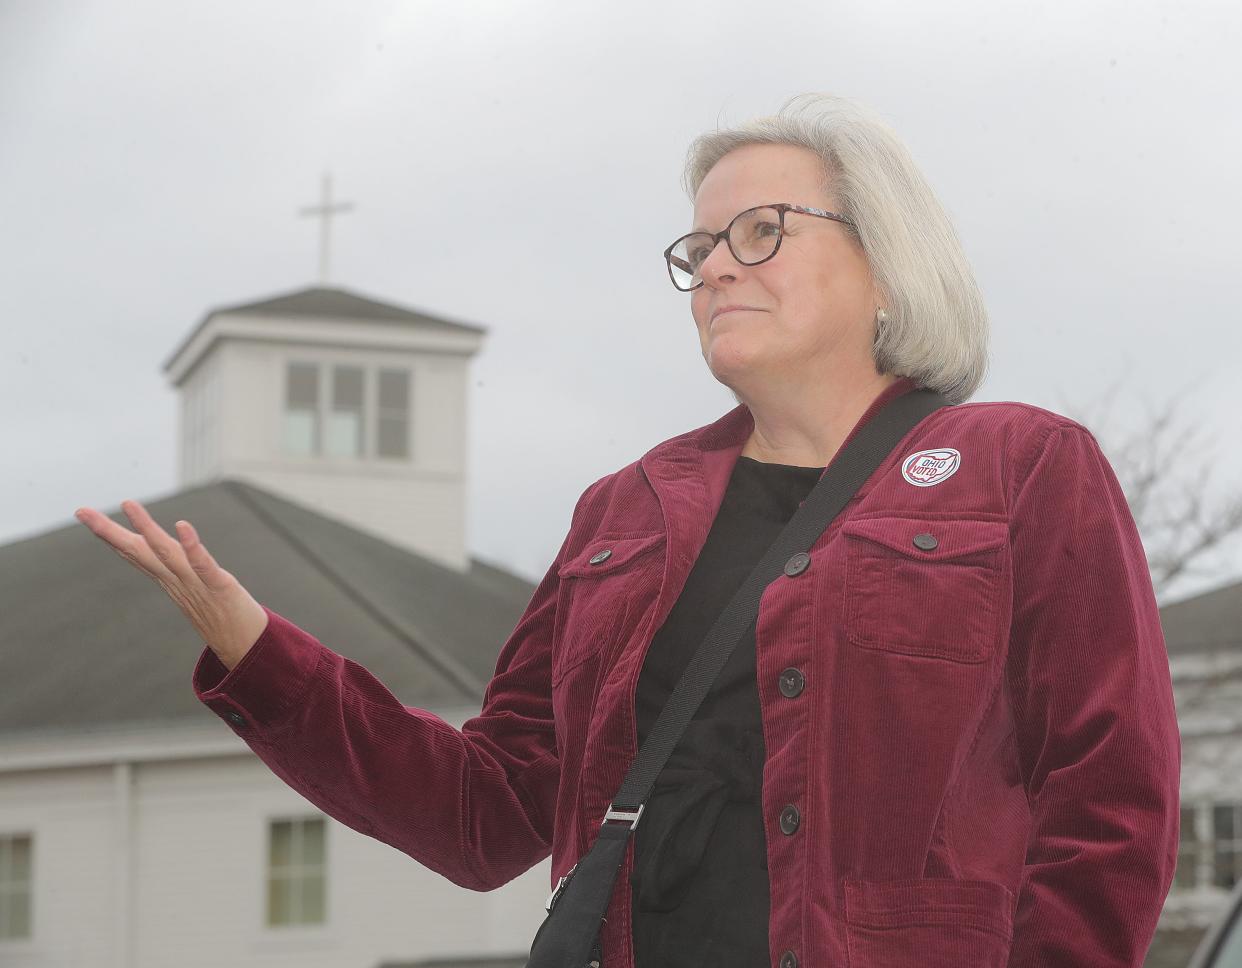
left=553, top=531, right=666, bottom=685
left=841, top=515, right=1009, bottom=663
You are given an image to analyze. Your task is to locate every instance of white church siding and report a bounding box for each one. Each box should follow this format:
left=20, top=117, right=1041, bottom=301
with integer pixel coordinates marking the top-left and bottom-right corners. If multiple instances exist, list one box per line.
left=1159, top=652, right=1242, bottom=937
left=235, top=464, right=469, bottom=572
left=0, top=720, right=552, bottom=968
left=178, top=347, right=223, bottom=486
left=0, top=764, right=121, bottom=966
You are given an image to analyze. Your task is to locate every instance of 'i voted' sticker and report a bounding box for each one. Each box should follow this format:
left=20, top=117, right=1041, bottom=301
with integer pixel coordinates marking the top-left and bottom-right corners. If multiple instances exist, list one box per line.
left=901, top=448, right=961, bottom=487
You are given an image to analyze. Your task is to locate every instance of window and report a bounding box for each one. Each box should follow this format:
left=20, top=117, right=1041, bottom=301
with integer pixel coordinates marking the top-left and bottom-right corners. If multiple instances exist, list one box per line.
left=1176, top=803, right=1201, bottom=890
left=281, top=362, right=411, bottom=461
left=1215, top=802, right=1241, bottom=890
left=1175, top=801, right=1242, bottom=892
left=283, top=362, right=320, bottom=456
left=326, top=365, right=364, bottom=458
left=0, top=833, right=32, bottom=940
left=377, top=368, right=410, bottom=459
left=266, top=817, right=326, bottom=927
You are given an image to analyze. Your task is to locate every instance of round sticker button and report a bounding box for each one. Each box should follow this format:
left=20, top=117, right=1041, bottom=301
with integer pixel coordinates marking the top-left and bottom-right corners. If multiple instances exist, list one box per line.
left=901, top=448, right=961, bottom=487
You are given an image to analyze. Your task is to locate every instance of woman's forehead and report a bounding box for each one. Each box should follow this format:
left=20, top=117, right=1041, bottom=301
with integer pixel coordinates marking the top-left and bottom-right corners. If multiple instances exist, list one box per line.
left=692, top=147, right=829, bottom=230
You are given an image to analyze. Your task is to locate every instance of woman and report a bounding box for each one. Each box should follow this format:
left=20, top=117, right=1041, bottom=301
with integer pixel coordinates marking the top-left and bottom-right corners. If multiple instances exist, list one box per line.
left=75, top=93, right=1180, bottom=968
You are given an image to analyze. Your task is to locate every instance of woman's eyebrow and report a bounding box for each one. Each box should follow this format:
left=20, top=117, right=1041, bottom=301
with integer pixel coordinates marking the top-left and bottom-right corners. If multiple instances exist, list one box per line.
left=692, top=205, right=753, bottom=233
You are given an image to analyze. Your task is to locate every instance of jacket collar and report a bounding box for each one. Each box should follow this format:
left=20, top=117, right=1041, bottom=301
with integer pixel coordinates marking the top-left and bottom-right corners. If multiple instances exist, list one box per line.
left=647, top=374, right=922, bottom=464
left=638, top=375, right=922, bottom=578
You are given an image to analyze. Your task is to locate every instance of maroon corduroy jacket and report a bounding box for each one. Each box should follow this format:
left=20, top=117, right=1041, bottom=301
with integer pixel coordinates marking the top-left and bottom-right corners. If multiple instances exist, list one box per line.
left=192, top=376, right=1181, bottom=968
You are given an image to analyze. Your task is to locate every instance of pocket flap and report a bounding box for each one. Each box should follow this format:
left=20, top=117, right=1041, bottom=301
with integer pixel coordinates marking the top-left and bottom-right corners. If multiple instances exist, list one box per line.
left=841, top=516, right=1008, bottom=561
left=844, top=876, right=1015, bottom=938
left=557, top=532, right=666, bottom=579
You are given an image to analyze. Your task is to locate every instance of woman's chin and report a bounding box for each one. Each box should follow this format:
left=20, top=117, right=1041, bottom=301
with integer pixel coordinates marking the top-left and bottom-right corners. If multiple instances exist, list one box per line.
left=705, top=342, right=764, bottom=385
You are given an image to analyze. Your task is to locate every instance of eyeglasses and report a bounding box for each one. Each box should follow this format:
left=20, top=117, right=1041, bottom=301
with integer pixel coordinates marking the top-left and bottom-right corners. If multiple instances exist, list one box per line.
left=663, top=202, right=857, bottom=292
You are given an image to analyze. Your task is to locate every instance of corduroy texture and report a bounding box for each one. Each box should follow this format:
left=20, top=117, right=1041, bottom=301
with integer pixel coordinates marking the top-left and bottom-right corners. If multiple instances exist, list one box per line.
left=193, top=376, right=1181, bottom=968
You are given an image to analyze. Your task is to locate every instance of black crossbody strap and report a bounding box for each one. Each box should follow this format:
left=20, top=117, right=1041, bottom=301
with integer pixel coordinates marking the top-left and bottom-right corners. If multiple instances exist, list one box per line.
left=527, top=387, right=950, bottom=968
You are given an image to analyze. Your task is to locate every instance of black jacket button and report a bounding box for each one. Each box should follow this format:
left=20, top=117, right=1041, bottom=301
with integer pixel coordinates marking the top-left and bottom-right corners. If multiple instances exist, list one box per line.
left=225, top=710, right=246, bottom=726
left=784, top=552, right=811, bottom=576
left=589, top=549, right=612, bottom=564
left=779, top=805, right=801, bottom=835
left=779, top=951, right=798, bottom=968
left=913, top=532, right=938, bottom=551
left=778, top=668, right=805, bottom=698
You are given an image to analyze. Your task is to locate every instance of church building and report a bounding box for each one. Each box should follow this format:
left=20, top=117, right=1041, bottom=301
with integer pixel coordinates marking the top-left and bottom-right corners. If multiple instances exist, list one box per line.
left=0, top=285, right=546, bottom=967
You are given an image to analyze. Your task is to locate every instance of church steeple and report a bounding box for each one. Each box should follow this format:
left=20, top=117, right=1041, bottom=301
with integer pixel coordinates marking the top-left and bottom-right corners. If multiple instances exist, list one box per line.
left=162, top=285, right=487, bottom=571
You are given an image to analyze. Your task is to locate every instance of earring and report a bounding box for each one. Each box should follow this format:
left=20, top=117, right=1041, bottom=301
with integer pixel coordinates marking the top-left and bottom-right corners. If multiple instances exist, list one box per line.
left=875, top=307, right=889, bottom=325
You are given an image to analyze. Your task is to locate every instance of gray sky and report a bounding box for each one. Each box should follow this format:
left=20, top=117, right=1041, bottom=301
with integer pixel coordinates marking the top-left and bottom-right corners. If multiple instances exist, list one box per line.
left=3, top=0, right=1240, bottom=605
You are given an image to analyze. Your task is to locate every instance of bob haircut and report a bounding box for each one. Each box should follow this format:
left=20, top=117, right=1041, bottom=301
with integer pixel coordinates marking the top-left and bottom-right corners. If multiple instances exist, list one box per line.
left=681, top=93, right=989, bottom=405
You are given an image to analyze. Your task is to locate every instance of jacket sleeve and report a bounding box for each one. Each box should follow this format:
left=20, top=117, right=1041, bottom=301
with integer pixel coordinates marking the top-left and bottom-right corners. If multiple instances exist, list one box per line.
left=1004, top=423, right=1182, bottom=968
left=191, top=498, right=588, bottom=893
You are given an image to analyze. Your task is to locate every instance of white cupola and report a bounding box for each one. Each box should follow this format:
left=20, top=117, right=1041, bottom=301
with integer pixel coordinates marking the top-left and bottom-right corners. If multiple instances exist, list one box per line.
left=162, top=285, right=487, bottom=572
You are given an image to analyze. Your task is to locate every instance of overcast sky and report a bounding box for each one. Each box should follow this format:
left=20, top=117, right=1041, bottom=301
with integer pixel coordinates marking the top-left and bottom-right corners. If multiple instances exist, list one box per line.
left=3, top=0, right=1239, bottom=606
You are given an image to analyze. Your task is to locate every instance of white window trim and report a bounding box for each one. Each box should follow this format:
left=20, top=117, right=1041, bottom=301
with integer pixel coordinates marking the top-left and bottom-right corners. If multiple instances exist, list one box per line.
left=265, top=815, right=327, bottom=929
left=0, top=832, right=33, bottom=941
left=1177, top=800, right=1242, bottom=892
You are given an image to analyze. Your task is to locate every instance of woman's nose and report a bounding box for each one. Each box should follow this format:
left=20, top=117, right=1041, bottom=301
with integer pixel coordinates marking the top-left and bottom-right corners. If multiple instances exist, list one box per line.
left=698, top=237, right=741, bottom=285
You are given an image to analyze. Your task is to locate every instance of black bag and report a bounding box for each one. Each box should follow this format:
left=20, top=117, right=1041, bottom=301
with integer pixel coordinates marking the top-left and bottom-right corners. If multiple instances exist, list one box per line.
left=526, top=388, right=950, bottom=968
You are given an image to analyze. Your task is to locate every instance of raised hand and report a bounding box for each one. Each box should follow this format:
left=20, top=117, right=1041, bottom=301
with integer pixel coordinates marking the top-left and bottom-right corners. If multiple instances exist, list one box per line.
left=74, top=499, right=268, bottom=671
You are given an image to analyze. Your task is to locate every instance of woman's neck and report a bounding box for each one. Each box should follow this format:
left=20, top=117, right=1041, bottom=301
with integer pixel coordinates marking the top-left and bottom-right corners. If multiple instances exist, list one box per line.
left=738, top=371, right=904, bottom=467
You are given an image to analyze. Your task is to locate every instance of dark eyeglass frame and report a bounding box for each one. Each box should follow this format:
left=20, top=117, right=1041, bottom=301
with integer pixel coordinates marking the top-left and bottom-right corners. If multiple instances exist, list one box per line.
left=663, top=202, right=858, bottom=292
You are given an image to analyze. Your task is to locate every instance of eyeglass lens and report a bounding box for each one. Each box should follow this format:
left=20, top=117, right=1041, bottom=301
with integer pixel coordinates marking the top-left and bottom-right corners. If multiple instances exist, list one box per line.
left=667, top=206, right=781, bottom=291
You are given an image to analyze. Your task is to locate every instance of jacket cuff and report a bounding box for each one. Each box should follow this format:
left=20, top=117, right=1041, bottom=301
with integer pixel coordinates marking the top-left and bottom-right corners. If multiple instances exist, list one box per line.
left=192, top=604, right=322, bottom=734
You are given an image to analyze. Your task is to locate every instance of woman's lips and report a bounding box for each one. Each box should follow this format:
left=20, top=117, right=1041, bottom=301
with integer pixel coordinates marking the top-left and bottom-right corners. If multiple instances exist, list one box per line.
left=711, top=308, right=758, bottom=326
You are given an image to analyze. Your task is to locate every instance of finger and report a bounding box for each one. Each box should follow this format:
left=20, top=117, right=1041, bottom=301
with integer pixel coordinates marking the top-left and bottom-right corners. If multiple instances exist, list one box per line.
left=75, top=506, right=179, bottom=583
left=174, top=519, right=227, bottom=587
left=121, top=500, right=201, bottom=586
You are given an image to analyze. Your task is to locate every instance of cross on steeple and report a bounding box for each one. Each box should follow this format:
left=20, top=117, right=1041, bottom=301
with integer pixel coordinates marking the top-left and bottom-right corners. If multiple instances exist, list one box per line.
left=298, top=172, right=355, bottom=285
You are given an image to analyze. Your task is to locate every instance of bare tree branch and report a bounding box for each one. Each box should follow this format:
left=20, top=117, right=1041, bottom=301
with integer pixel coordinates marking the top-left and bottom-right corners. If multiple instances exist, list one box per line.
left=1059, top=378, right=1242, bottom=717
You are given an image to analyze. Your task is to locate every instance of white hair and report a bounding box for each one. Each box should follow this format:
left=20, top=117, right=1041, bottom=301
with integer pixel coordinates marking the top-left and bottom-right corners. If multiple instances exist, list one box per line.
left=682, top=93, right=989, bottom=404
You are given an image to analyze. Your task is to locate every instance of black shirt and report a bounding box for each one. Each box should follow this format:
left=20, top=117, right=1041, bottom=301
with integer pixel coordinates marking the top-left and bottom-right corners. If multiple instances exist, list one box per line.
left=631, top=455, right=826, bottom=968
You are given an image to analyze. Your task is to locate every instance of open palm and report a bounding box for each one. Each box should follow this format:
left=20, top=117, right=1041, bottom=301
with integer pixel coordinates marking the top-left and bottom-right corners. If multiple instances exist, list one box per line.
left=74, top=499, right=268, bottom=671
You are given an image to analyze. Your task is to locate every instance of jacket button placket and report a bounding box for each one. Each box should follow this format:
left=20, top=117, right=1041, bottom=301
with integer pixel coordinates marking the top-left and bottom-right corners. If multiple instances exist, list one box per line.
left=777, top=555, right=809, bottom=968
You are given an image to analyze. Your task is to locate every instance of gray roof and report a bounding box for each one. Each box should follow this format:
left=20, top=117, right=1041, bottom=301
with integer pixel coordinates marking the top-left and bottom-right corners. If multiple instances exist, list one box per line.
left=0, top=479, right=536, bottom=738
left=1159, top=578, right=1242, bottom=654
left=376, top=956, right=528, bottom=968
left=161, top=285, right=488, bottom=373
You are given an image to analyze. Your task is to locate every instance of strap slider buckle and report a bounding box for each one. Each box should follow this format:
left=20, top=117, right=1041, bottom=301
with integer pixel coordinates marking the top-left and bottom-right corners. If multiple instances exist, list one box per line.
left=602, top=802, right=645, bottom=831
